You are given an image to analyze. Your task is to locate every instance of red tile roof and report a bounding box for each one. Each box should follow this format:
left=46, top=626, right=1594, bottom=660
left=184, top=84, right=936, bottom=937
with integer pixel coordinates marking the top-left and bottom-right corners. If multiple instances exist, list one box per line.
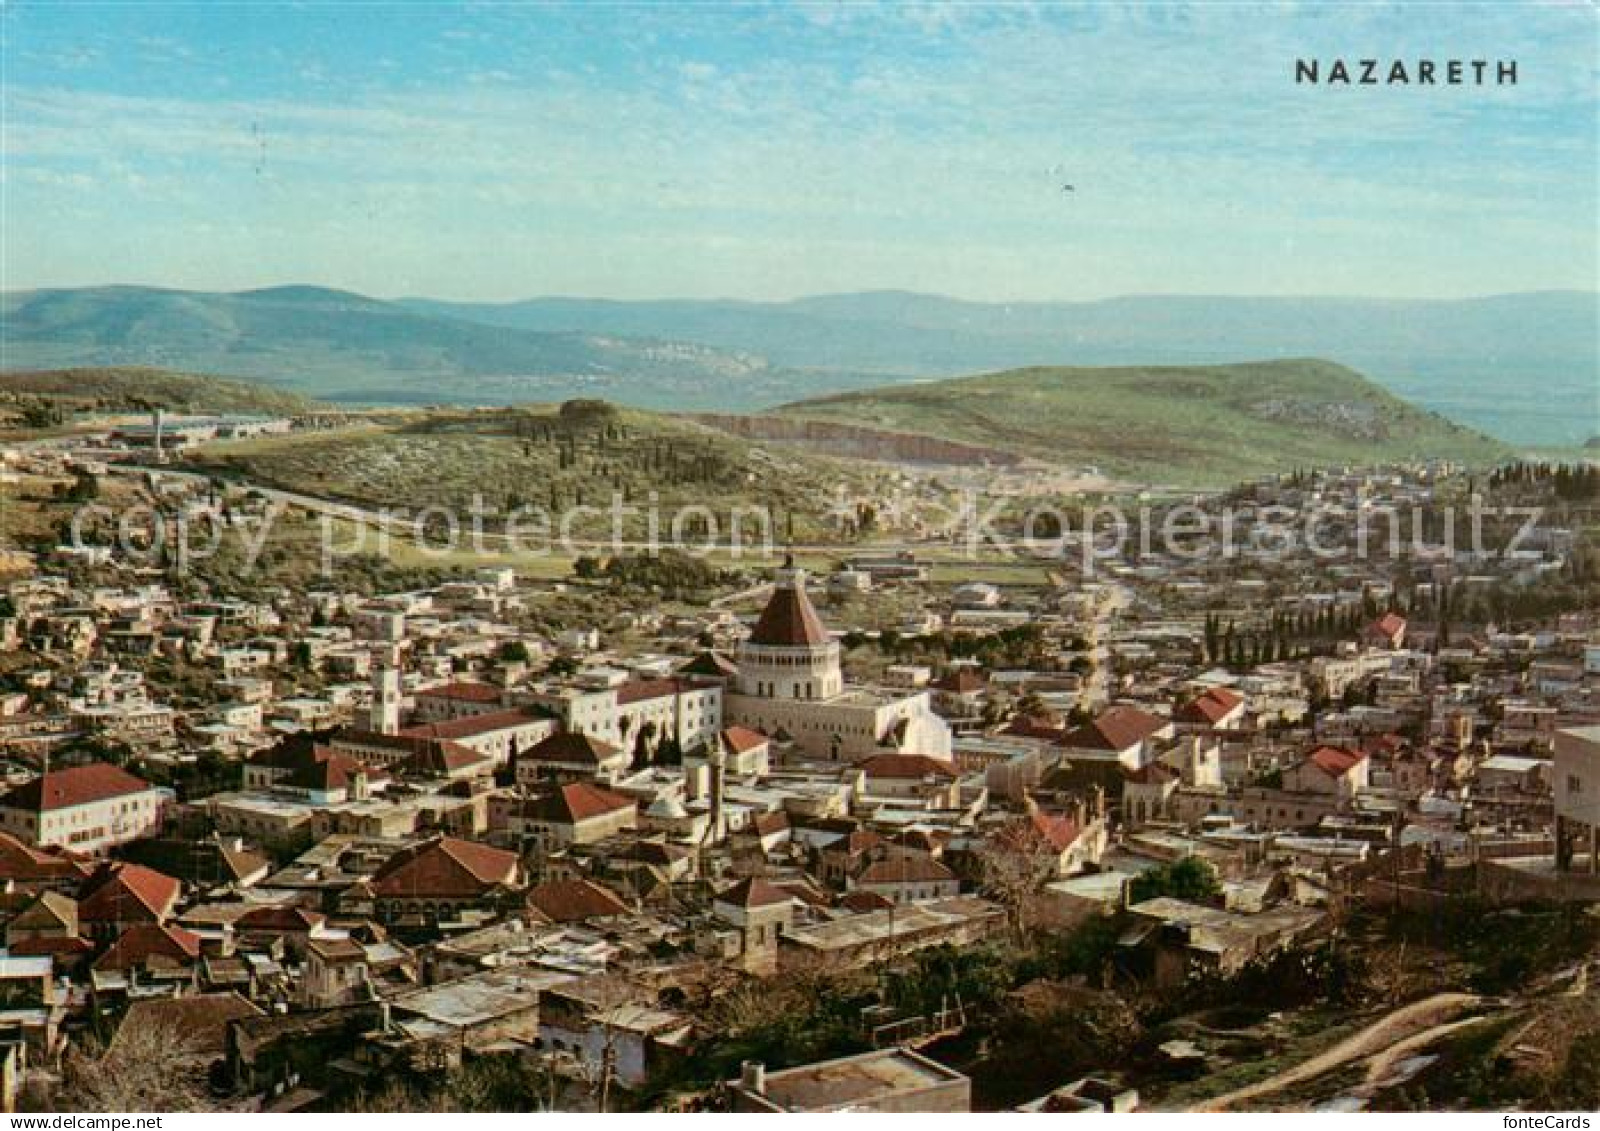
left=399, top=707, right=550, bottom=741
left=894, top=828, right=948, bottom=852
left=526, top=879, right=630, bottom=923
left=1062, top=705, right=1167, bottom=752
left=616, top=677, right=712, bottom=706
left=1124, top=762, right=1180, bottom=785
left=235, top=905, right=326, bottom=933
left=416, top=681, right=503, bottom=703
left=247, top=732, right=325, bottom=771
left=720, top=726, right=770, bottom=755
left=370, top=836, right=519, bottom=899
left=330, top=729, right=426, bottom=752
left=0, top=831, right=91, bottom=885
left=252, top=736, right=391, bottom=790
left=859, top=753, right=957, bottom=780
left=1175, top=687, right=1244, bottom=725
left=826, top=829, right=885, bottom=857
left=94, top=923, right=202, bottom=971
left=1030, top=811, right=1083, bottom=852
left=510, top=782, right=635, bottom=825
left=620, top=840, right=689, bottom=866
left=838, top=890, right=895, bottom=913
left=522, top=731, right=623, bottom=767
left=1002, top=715, right=1068, bottom=741
left=401, top=739, right=493, bottom=777
left=996, top=811, right=1083, bottom=854
left=681, top=651, right=740, bottom=679
left=1308, top=745, right=1368, bottom=777
left=714, top=876, right=795, bottom=909
left=751, top=810, right=790, bottom=837
left=282, top=748, right=384, bottom=793
left=10, top=890, right=76, bottom=933
left=2, top=763, right=154, bottom=812
left=748, top=579, right=830, bottom=648
left=775, top=879, right=829, bottom=908
left=78, top=862, right=181, bottom=924
left=855, top=856, right=956, bottom=885
left=1370, top=613, right=1407, bottom=638
left=10, top=934, right=92, bottom=958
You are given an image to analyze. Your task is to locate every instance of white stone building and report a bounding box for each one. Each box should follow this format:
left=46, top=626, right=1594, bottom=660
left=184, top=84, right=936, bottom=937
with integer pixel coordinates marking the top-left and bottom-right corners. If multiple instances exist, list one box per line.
left=0, top=763, right=166, bottom=851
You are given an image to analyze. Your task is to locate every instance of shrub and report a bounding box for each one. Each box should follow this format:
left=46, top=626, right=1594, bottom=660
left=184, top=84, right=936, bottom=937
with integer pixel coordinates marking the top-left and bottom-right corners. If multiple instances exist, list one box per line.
left=1128, top=857, right=1222, bottom=905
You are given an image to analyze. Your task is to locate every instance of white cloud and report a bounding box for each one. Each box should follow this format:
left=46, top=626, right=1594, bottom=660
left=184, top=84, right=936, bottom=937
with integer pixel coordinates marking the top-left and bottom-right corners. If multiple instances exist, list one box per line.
left=0, top=1, right=1593, bottom=300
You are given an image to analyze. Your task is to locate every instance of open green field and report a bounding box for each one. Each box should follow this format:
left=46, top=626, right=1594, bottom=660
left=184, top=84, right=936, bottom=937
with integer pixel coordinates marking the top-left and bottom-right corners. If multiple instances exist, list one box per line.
left=776, top=359, right=1510, bottom=488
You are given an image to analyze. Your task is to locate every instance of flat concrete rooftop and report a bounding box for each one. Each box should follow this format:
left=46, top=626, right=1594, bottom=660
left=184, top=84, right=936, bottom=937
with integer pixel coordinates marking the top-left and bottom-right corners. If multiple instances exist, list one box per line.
left=759, top=1048, right=962, bottom=1111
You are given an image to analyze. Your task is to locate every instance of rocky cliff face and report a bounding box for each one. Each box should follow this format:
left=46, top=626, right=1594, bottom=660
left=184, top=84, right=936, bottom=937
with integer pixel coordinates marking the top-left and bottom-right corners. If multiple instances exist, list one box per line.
left=688, top=413, right=1023, bottom=467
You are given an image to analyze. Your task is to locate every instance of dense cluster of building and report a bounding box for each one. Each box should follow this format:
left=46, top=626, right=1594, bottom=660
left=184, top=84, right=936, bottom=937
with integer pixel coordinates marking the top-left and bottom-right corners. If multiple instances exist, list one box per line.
left=0, top=444, right=1595, bottom=1112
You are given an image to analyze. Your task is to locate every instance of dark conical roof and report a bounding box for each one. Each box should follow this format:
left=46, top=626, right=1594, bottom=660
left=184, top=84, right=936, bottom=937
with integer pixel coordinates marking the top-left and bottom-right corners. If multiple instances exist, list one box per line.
left=748, top=572, right=829, bottom=647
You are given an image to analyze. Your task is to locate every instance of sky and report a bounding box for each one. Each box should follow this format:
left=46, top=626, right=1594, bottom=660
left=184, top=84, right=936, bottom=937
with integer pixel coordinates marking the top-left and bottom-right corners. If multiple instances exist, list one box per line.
left=2, top=1, right=1596, bottom=302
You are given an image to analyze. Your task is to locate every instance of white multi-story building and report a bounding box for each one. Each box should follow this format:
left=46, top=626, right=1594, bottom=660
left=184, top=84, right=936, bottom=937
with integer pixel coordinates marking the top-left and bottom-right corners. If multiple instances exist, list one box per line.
left=525, top=670, right=723, bottom=756
left=0, top=763, right=166, bottom=851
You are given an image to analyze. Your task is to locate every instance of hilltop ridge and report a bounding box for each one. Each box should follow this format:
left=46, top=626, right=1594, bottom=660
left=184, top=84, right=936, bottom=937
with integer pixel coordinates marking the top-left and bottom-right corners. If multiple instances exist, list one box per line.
left=0, top=366, right=319, bottom=416
left=773, top=358, right=1508, bottom=486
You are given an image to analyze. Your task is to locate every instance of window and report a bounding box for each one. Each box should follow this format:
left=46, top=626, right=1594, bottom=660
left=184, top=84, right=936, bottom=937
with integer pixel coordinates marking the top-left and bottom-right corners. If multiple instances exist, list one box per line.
left=1570, top=775, right=1584, bottom=795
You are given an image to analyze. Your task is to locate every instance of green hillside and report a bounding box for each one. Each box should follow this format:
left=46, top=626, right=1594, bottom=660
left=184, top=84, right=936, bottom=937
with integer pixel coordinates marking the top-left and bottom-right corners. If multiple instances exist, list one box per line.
left=175, top=401, right=883, bottom=544
left=0, top=367, right=318, bottom=415
left=775, top=359, right=1509, bottom=486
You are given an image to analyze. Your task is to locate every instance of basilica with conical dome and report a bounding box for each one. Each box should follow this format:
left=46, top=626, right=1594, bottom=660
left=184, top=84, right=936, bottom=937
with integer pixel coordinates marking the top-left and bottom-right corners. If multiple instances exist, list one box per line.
left=725, top=563, right=952, bottom=764
left=735, top=561, right=844, bottom=701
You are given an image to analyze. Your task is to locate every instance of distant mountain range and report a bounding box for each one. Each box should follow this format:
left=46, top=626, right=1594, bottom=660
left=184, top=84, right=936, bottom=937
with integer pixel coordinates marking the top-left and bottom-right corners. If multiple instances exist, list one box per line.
left=406, top=289, right=1599, bottom=446
left=0, top=285, right=798, bottom=410
left=3, top=285, right=1594, bottom=443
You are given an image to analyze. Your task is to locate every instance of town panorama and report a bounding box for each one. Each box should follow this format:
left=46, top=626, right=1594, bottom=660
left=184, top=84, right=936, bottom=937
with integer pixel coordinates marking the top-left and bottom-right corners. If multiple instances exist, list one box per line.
left=0, top=0, right=1596, bottom=1119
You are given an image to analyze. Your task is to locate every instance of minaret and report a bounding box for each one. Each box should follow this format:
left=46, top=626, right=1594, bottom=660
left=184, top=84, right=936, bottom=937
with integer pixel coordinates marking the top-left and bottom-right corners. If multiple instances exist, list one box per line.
left=708, top=742, right=727, bottom=843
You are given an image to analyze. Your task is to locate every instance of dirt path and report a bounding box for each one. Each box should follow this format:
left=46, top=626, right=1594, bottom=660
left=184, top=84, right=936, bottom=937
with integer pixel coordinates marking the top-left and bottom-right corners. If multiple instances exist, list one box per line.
left=1568, top=962, right=1589, bottom=997
left=1192, top=992, right=1481, bottom=1112
left=1362, top=1014, right=1489, bottom=1086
